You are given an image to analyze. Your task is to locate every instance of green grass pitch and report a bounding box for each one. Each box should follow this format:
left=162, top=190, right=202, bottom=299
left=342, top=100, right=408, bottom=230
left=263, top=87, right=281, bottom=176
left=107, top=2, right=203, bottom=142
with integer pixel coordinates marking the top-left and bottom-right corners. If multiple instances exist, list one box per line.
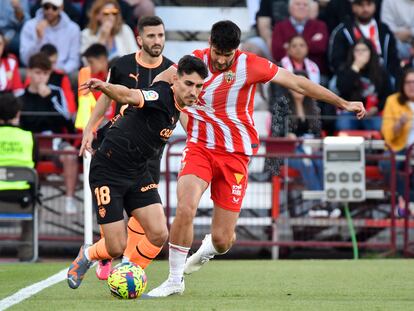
left=1, top=259, right=414, bottom=310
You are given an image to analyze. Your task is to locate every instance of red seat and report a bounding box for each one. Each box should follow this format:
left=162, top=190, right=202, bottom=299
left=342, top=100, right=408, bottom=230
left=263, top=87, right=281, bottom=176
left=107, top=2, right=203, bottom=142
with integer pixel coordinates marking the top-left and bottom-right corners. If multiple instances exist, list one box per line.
left=36, top=161, right=63, bottom=175
left=279, top=165, right=300, bottom=178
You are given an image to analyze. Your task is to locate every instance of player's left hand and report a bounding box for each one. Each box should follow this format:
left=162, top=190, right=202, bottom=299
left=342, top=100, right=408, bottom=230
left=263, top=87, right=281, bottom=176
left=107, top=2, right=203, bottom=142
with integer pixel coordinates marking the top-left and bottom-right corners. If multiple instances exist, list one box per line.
left=79, top=78, right=105, bottom=92
left=345, top=101, right=366, bottom=119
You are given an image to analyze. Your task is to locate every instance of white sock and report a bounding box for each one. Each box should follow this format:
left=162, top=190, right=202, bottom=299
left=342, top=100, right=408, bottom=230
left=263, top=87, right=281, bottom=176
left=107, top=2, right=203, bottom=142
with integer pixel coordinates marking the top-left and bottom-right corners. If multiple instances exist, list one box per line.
left=168, top=242, right=190, bottom=284
left=199, top=234, right=222, bottom=258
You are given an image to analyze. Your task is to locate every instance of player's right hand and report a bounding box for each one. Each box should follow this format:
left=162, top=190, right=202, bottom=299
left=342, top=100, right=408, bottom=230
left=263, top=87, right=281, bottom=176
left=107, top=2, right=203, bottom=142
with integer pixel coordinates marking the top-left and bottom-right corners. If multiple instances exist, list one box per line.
left=79, top=129, right=94, bottom=157
left=79, top=78, right=105, bottom=92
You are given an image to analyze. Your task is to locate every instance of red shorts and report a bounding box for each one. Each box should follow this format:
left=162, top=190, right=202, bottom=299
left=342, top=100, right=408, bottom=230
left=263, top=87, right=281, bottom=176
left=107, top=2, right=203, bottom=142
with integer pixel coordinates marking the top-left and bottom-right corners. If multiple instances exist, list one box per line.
left=178, top=143, right=250, bottom=212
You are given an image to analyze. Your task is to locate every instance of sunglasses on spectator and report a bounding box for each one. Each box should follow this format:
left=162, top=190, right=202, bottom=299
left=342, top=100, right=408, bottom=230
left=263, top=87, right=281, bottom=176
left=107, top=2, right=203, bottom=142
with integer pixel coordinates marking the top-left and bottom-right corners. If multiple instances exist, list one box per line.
left=102, top=8, right=119, bottom=16
left=42, top=3, right=59, bottom=11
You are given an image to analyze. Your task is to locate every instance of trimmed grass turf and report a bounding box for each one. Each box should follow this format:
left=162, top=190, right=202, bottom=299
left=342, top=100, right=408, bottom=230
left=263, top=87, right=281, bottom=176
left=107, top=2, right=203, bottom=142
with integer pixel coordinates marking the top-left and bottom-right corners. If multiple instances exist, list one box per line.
left=1, top=259, right=414, bottom=310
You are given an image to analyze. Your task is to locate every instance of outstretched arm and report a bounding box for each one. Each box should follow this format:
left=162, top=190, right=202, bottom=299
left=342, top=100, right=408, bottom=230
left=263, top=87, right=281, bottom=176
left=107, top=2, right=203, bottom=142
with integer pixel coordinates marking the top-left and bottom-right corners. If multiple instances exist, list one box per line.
left=79, top=78, right=144, bottom=107
left=272, top=68, right=366, bottom=119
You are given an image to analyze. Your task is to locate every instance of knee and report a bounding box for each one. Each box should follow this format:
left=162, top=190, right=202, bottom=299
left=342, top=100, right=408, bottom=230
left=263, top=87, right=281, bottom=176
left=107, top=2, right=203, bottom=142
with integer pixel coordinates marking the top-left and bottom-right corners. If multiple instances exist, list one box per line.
left=106, top=240, right=126, bottom=258
left=146, top=225, right=168, bottom=247
left=175, top=201, right=197, bottom=223
left=212, top=232, right=236, bottom=254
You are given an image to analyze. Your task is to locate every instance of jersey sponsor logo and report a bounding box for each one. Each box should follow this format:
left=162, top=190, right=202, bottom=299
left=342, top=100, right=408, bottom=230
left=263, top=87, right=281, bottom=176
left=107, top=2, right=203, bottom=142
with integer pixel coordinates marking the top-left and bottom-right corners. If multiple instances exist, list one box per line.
left=99, top=206, right=106, bottom=218
left=232, top=184, right=242, bottom=196
left=234, top=173, right=244, bottom=184
left=232, top=196, right=240, bottom=204
left=140, top=183, right=158, bottom=192
left=129, top=73, right=139, bottom=82
left=142, top=90, right=159, bottom=101
left=224, top=70, right=235, bottom=83
left=160, top=128, right=173, bottom=139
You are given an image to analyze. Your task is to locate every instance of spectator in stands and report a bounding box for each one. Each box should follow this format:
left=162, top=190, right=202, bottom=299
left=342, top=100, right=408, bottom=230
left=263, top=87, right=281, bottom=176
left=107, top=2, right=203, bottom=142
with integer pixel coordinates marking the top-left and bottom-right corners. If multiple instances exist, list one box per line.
left=381, top=68, right=414, bottom=216
left=281, top=35, right=320, bottom=84
left=242, top=0, right=289, bottom=60
left=20, top=0, right=80, bottom=74
left=328, top=0, right=399, bottom=82
left=319, top=0, right=381, bottom=33
left=30, top=0, right=81, bottom=25
left=272, top=0, right=329, bottom=77
left=336, top=38, right=392, bottom=131
left=75, top=43, right=113, bottom=130
left=37, top=44, right=76, bottom=117
left=0, top=31, right=24, bottom=96
left=0, top=92, right=37, bottom=261
left=19, top=52, right=78, bottom=214
left=81, top=0, right=138, bottom=61
left=0, top=0, right=30, bottom=56
left=381, top=0, right=414, bottom=61
left=123, top=0, right=155, bottom=23
left=80, top=0, right=135, bottom=32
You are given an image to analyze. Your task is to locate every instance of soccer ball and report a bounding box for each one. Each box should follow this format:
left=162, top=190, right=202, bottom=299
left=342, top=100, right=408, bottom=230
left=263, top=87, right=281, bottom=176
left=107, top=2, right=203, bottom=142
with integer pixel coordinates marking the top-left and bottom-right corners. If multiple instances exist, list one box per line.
left=107, top=262, right=147, bottom=299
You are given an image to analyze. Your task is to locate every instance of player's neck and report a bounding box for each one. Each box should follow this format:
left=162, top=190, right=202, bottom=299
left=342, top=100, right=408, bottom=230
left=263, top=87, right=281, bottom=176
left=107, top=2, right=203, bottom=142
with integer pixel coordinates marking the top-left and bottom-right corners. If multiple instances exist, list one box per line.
left=137, top=50, right=162, bottom=67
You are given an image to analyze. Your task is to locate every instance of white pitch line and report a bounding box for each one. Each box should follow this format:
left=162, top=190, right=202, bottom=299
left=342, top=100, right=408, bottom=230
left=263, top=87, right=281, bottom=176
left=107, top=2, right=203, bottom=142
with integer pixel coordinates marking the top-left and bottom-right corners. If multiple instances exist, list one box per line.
left=0, top=268, right=67, bottom=311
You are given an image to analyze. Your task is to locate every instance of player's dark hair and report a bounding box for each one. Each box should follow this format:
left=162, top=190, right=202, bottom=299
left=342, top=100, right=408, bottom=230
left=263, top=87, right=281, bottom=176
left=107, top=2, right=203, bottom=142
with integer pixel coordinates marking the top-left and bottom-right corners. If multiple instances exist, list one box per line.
left=210, top=20, right=241, bottom=51
left=82, top=43, right=108, bottom=59
left=137, top=16, right=164, bottom=33
left=177, top=55, right=208, bottom=80
left=40, top=43, right=58, bottom=57
left=0, top=92, right=22, bottom=122
left=28, top=52, right=52, bottom=70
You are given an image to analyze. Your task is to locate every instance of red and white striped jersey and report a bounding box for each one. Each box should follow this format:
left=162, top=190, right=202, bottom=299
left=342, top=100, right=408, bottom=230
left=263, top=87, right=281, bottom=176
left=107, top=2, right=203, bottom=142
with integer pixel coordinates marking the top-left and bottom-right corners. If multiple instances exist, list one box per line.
left=186, top=48, right=278, bottom=156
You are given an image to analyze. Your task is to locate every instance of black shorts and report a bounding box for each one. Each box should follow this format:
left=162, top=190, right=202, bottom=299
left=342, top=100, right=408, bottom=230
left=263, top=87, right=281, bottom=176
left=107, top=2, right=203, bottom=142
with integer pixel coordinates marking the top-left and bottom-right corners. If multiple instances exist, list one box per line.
left=89, top=147, right=162, bottom=225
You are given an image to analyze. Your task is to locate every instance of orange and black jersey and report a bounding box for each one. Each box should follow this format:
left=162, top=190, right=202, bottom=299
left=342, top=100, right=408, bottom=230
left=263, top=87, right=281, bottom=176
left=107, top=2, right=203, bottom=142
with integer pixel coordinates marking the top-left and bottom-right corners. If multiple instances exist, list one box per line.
left=100, top=81, right=182, bottom=162
left=108, top=51, right=174, bottom=114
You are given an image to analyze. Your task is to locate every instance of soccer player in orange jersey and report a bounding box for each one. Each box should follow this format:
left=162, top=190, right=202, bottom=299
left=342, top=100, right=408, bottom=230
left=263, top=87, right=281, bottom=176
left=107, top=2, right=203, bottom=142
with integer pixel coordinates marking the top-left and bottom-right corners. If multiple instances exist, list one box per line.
left=148, top=20, right=366, bottom=297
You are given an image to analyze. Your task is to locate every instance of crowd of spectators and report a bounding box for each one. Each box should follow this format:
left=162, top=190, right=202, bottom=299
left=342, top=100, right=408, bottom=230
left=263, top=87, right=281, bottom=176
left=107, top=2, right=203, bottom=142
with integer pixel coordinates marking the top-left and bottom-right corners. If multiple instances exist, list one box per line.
left=244, top=0, right=414, bottom=214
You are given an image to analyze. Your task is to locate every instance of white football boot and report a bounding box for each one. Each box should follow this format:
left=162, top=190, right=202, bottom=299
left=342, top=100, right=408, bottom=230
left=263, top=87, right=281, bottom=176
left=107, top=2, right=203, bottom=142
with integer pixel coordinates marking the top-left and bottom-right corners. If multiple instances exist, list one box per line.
left=147, top=279, right=185, bottom=297
left=184, top=234, right=215, bottom=275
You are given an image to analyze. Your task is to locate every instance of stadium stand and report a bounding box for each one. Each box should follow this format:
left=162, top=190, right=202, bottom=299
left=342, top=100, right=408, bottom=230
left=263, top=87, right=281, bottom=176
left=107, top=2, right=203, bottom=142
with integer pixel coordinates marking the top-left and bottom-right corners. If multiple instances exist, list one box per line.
left=156, top=5, right=250, bottom=63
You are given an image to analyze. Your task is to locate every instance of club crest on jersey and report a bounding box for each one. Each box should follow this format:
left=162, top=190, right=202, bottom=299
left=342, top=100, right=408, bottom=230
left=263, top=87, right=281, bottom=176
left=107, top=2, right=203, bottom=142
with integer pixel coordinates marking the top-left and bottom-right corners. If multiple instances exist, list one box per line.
left=142, top=90, right=159, bottom=101
left=224, top=70, right=235, bottom=83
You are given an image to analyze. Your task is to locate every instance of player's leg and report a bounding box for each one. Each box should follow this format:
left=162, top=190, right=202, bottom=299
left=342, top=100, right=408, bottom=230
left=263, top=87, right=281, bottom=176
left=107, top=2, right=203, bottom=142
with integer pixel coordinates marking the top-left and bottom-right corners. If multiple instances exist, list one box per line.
left=184, top=151, right=248, bottom=274
left=128, top=202, right=168, bottom=268
left=95, top=225, right=113, bottom=280
left=68, top=162, right=127, bottom=289
left=184, top=206, right=239, bottom=275
left=67, top=220, right=127, bottom=289
left=122, top=154, right=161, bottom=264
left=123, top=217, right=146, bottom=262
left=148, top=144, right=212, bottom=297
left=148, top=174, right=209, bottom=297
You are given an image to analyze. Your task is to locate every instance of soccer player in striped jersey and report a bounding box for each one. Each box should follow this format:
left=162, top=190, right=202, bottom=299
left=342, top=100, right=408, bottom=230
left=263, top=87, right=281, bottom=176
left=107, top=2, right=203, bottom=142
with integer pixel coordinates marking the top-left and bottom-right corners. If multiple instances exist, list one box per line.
left=148, top=20, right=366, bottom=297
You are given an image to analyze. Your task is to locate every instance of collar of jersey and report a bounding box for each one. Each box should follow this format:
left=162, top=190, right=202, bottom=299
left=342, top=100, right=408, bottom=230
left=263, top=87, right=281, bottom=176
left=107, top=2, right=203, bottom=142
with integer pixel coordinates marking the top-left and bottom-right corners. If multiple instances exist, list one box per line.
left=171, top=86, right=184, bottom=112
left=135, top=51, right=163, bottom=69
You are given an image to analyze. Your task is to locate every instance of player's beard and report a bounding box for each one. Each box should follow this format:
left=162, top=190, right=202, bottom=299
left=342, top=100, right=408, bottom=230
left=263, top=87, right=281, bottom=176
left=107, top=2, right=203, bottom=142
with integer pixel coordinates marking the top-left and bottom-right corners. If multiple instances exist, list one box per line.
left=142, top=43, right=164, bottom=57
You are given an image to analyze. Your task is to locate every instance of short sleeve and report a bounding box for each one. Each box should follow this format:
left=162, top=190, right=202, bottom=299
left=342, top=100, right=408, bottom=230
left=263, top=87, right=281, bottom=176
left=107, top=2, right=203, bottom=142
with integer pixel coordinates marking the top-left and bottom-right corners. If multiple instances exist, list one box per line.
left=247, top=53, right=279, bottom=84
left=141, top=81, right=170, bottom=110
